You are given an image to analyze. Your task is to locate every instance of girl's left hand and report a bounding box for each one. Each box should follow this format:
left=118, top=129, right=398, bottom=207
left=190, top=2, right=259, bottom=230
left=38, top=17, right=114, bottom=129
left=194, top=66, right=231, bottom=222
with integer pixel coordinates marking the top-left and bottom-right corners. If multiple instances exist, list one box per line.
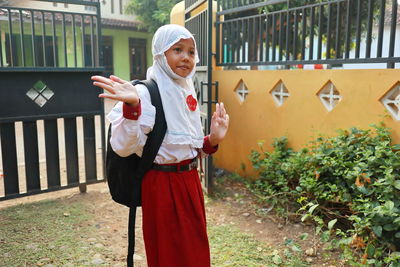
left=209, top=102, right=229, bottom=147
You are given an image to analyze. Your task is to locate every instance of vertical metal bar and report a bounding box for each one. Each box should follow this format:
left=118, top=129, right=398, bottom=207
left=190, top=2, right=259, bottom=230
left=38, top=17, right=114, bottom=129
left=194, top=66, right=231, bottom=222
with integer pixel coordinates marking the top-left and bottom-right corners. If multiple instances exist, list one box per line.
left=301, top=8, right=306, bottom=60
left=31, top=11, right=36, bottom=67
left=377, top=0, right=385, bottom=57
left=19, top=10, right=26, bottom=67
left=44, top=119, right=60, bottom=188
left=345, top=0, right=351, bottom=58
left=52, top=12, right=57, bottom=67
left=286, top=10, right=291, bottom=61
left=62, top=13, right=67, bottom=67
left=279, top=12, right=284, bottom=61
left=83, top=116, right=97, bottom=182
left=309, top=6, right=315, bottom=60
left=355, top=0, right=362, bottom=58
left=293, top=10, right=298, bottom=61
left=221, top=22, right=225, bottom=63
left=23, top=121, right=40, bottom=192
left=207, top=0, right=214, bottom=193
left=216, top=20, right=220, bottom=64
left=259, top=15, right=263, bottom=62
left=64, top=118, right=79, bottom=185
left=0, top=123, right=19, bottom=196
left=272, top=13, right=276, bottom=61
left=265, top=15, right=270, bottom=61
left=90, top=16, right=95, bottom=67
left=72, top=15, right=77, bottom=67
left=234, top=20, right=238, bottom=62
left=242, top=19, right=245, bottom=62
left=41, top=12, right=47, bottom=67
left=227, top=20, right=231, bottom=63
left=326, top=3, right=332, bottom=59
left=335, top=1, right=342, bottom=58
left=366, top=0, right=373, bottom=58
left=81, top=15, right=86, bottom=66
left=8, top=8, right=14, bottom=67
left=97, top=2, right=103, bottom=68
left=388, top=0, right=398, bottom=68
left=0, top=24, right=3, bottom=67
left=317, top=5, right=323, bottom=60
left=253, top=17, right=257, bottom=62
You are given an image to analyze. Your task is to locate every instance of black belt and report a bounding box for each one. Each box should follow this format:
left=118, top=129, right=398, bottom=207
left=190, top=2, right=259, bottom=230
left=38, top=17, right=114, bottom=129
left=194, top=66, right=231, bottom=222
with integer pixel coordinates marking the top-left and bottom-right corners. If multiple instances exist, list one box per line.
left=152, top=159, right=197, bottom=172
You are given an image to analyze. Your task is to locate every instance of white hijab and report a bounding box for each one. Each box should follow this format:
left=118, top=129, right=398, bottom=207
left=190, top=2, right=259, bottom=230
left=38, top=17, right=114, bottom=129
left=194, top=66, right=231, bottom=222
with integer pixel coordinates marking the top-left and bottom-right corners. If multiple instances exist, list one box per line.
left=147, top=24, right=204, bottom=148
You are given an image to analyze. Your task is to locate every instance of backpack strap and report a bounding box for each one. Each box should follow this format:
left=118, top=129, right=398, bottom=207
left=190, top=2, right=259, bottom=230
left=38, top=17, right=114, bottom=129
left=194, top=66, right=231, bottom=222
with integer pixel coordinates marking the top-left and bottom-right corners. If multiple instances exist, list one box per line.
left=134, top=79, right=167, bottom=178
left=127, top=79, right=166, bottom=267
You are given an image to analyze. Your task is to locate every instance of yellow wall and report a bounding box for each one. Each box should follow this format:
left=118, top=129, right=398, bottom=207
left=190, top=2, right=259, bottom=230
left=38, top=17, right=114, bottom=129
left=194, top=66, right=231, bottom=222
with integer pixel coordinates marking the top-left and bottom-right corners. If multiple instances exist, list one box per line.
left=213, top=69, right=400, bottom=176
left=170, top=1, right=185, bottom=26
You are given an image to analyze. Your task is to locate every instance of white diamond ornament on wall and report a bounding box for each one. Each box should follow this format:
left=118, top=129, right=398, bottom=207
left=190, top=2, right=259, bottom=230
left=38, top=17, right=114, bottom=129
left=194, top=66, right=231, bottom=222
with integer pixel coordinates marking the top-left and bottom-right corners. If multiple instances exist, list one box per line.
left=271, top=80, right=289, bottom=107
left=380, top=83, right=400, bottom=121
left=234, top=79, right=249, bottom=104
left=318, top=81, right=342, bottom=111
left=26, top=80, right=54, bottom=107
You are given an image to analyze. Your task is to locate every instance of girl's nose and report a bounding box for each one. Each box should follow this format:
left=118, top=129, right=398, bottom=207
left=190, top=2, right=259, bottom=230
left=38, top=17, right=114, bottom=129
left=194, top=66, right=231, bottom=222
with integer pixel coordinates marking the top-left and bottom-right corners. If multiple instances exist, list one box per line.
left=182, top=52, right=190, bottom=61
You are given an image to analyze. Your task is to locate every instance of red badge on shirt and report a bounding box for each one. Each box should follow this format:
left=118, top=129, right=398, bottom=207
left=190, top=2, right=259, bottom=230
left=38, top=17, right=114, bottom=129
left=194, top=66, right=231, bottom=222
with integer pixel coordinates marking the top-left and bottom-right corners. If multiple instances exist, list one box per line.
left=186, top=95, right=197, bottom=111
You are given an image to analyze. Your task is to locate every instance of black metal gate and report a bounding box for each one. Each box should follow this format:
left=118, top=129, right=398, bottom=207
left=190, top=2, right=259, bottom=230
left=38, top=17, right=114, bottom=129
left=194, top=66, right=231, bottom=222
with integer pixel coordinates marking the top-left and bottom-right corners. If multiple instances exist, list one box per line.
left=0, top=0, right=105, bottom=200
left=185, top=0, right=218, bottom=194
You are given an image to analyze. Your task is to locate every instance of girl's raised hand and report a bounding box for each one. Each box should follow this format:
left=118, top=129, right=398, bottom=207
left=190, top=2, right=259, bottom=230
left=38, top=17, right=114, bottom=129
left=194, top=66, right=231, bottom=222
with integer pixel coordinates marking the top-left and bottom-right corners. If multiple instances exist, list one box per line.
left=209, top=102, right=229, bottom=147
left=91, top=75, right=140, bottom=106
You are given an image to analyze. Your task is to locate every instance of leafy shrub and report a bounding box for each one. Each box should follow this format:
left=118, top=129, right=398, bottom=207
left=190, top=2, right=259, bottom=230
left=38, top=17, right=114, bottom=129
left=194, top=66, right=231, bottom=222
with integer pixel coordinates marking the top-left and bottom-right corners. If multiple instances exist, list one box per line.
left=249, top=124, right=400, bottom=266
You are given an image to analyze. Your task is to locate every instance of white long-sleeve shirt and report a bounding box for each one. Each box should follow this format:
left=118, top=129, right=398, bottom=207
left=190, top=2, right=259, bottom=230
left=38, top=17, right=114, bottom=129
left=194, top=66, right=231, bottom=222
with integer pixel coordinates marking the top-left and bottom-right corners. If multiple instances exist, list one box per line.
left=107, top=84, right=217, bottom=164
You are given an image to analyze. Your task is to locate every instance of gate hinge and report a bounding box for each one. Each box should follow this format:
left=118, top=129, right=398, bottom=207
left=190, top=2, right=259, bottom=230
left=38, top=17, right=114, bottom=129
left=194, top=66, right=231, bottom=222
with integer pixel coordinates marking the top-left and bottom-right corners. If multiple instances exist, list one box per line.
left=200, top=81, right=219, bottom=104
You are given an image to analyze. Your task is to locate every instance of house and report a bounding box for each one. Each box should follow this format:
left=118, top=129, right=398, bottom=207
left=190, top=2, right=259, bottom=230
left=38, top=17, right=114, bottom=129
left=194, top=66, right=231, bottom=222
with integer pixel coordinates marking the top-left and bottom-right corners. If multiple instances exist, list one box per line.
left=0, top=0, right=152, bottom=80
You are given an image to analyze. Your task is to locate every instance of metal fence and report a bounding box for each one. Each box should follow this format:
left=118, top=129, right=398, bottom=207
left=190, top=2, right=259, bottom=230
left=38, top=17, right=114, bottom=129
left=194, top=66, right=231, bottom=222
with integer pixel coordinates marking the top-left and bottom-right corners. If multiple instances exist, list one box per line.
left=216, top=0, right=399, bottom=68
left=0, top=0, right=105, bottom=201
left=186, top=9, right=208, bottom=66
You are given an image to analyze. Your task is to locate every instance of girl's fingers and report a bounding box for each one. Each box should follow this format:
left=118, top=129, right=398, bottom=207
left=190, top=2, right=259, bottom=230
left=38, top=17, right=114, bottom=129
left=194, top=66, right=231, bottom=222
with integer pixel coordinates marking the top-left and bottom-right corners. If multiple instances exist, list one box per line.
left=110, top=75, right=127, bottom=84
left=98, top=93, right=123, bottom=101
left=215, top=103, right=220, bottom=117
left=220, top=102, right=226, bottom=117
left=93, top=82, right=115, bottom=94
left=92, top=75, right=115, bottom=87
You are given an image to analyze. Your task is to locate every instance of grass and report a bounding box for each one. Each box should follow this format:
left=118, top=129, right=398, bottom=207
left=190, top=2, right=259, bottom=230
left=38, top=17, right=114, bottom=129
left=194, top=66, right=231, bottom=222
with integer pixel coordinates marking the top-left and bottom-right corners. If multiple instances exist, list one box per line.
left=0, top=192, right=308, bottom=267
left=209, top=223, right=308, bottom=267
left=0, top=199, right=110, bottom=266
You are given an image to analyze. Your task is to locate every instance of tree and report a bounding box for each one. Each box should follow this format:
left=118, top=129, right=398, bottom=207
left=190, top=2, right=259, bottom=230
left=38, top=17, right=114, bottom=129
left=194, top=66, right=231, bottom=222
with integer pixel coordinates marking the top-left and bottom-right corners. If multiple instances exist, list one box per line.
left=125, top=0, right=181, bottom=33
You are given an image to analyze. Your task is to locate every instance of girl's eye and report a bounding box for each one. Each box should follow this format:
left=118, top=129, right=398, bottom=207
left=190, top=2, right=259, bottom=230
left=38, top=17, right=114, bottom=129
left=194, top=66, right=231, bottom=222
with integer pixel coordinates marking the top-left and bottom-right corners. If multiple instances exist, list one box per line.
left=174, top=47, right=182, bottom=52
left=189, top=51, right=195, bottom=55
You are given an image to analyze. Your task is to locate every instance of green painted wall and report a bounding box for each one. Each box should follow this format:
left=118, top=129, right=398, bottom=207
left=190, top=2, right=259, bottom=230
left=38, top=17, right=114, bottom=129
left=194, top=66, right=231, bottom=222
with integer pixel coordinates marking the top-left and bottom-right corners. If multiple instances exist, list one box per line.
left=0, top=21, right=153, bottom=77
left=102, top=28, right=152, bottom=80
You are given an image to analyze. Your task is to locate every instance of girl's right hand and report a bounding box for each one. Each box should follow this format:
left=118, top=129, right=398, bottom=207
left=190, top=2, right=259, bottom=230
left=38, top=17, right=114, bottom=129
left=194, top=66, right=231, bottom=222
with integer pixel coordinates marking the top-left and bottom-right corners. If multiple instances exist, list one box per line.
left=91, top=75, right=140, bottom=106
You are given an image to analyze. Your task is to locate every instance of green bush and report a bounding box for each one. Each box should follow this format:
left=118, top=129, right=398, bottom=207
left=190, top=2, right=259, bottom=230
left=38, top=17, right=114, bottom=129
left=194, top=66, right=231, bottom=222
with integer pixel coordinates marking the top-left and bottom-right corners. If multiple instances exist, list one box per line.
left=249, top=124, right=400, bottom=266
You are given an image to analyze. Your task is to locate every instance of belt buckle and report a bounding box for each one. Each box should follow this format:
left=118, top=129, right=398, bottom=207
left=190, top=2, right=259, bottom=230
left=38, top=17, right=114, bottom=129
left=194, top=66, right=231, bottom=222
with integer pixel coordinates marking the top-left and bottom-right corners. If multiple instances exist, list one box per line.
left=189, top=160, right=197, bottom=171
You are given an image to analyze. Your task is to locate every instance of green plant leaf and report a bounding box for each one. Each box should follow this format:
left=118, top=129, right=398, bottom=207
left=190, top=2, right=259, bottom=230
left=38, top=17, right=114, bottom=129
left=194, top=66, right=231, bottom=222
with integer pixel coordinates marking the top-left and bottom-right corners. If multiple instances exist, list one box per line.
left=308, top=204, right=319, bottom=214
left=393, top=144, right=400, bottom=150
left=366, top=244, right=375, bottom=257
left=385, top=201, right=395, bottom=211
left=301, top=213, right=309, bottom=222
left=372, top=226, right=382, bottom=237
left=328, top=219, right=337, bottom=230
left=299, top=233, right=309, bottom=240
left=394, top=180, right=400, bottom=190
left=272, top=254, right=282, bottom=265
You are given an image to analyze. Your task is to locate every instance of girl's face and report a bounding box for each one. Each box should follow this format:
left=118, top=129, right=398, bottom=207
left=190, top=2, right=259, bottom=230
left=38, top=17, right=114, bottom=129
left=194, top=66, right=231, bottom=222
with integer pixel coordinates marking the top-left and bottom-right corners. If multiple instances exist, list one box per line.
left=165, top=38, right=196, bottom=78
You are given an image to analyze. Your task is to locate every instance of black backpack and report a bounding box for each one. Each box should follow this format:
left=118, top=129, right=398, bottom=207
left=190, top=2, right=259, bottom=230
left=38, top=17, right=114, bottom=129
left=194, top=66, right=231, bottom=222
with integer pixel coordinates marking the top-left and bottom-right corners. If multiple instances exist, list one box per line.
left=106, top=79, right=166, bottom=267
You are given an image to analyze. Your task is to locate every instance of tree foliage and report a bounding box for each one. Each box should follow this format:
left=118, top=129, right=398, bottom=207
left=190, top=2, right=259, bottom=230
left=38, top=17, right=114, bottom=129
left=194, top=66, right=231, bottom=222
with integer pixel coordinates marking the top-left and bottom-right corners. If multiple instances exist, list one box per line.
left=125, top=0, right=181, bottom=33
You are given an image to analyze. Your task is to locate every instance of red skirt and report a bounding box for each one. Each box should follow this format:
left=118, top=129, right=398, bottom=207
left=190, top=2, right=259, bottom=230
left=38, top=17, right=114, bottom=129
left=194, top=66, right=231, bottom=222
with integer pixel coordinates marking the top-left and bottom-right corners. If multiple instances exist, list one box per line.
left=141, top=161, right=211, bottom=267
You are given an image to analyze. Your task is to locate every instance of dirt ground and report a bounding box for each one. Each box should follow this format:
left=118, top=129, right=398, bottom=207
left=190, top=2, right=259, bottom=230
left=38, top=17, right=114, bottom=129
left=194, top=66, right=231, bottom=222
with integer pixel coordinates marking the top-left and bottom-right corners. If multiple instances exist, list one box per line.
left=0, top=178, right=348, bottom=267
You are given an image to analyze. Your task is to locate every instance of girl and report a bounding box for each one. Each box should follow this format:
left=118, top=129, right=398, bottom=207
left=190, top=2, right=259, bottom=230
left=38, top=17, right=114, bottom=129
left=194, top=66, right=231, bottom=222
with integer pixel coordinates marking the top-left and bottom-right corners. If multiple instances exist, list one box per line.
left=92, top=24, right=229, bottom=267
